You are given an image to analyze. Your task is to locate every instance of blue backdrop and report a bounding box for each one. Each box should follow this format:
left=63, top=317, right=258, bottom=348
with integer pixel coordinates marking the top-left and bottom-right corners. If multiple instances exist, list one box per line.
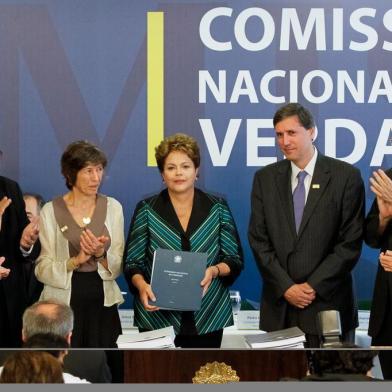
left=1, top=0, right=390, bottom=308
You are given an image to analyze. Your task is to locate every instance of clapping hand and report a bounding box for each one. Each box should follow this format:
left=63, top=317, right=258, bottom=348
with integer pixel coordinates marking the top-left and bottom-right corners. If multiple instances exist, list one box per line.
left=380, top=250, right=392, bottom=272
left=370, top=169, right=392, bottom=203
left=20, top=216, right=40, bottom=250
left=79, top=228, right=108, bottom=258
left=0, top=257, right=10, bottom=280
left=0, top=196, right=12, bottom=231
left=369, top=169, right=392, bottom=221
left=0, top=196, right=11, bottom=216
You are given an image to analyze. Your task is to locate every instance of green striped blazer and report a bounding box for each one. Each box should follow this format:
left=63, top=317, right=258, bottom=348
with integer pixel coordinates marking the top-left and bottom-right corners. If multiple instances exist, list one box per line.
left=123, top=188, right=243, bottom=334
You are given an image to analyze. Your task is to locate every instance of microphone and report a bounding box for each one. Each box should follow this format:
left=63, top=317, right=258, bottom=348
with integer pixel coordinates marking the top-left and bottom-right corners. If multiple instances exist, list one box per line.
left=317, top=310, right=342, bottom=348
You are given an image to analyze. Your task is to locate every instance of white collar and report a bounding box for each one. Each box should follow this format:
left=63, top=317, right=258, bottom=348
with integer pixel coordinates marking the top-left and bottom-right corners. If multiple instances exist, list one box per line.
left=291, top=147, right=318, bottom=178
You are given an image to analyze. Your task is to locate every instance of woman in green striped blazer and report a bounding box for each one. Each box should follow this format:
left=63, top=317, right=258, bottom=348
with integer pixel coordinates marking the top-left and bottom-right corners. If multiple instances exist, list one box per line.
left=123, top=133, right=243, bottom=348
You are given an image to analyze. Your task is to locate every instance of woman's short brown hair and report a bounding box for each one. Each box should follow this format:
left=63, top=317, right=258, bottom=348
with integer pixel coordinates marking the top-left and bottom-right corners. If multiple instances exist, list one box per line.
left=61, top=140, right=107, bottom=190
left=0, top=351, right=64, bottom=383
left=155, top=133, right=200, bottom=172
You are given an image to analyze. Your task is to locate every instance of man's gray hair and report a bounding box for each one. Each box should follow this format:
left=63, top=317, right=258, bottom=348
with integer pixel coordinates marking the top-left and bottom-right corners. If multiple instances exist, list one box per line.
left=22, top=299, right=74, bottom=339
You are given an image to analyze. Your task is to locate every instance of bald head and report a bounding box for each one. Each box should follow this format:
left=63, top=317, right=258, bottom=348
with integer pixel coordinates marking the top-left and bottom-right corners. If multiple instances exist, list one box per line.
left=22, top=300, right=74, bottom=343
left=34, top=303, right=60, bottom=318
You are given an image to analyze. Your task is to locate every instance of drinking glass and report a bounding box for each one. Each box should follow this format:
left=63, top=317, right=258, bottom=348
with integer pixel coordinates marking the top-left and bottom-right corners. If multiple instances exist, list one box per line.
left=229, top=290, right=241, bottom=315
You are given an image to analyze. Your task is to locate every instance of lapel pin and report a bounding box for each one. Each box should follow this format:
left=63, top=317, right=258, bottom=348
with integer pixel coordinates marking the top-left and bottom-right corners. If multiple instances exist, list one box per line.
left=312, top=184, right=320, bottom=189
left=60, top=225, right=68, bottom=233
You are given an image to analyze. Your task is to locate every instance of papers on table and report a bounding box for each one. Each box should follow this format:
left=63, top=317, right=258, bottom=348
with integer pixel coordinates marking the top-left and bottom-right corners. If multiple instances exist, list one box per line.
left=116, top=326, right=175, bottom=349
left=245, top=326, right=306, bottom=349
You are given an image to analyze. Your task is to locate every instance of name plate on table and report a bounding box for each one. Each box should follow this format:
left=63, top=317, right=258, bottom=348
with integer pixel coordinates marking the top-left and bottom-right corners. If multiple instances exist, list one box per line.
left=119, top=309, right=135, bottom=330
left=358, top=310, right=370, bottom=331
left=149, top=248, right=208, bottom=311
left=237, top=311, right=260, bottom=330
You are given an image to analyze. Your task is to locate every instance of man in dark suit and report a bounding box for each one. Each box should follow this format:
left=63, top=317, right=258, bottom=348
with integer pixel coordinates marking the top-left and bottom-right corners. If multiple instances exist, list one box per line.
left=248, top=103, right=365, bottom=347
left=0, top=175, right=40, bottom=347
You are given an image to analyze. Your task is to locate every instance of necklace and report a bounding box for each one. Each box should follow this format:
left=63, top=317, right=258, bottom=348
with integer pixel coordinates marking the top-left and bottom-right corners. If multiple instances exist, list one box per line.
left=82, top=216, right=91, bottom=225
left=65, top=193, right=95, bottom=227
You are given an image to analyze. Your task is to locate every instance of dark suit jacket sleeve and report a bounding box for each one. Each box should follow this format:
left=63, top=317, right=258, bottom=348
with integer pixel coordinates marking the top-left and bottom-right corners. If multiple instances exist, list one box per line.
left=306, top=168, right=365, bottom=300
left=7, top=179, right=28, bottom=253
left=248, top=172, right=295, bottom=299
left=364, top=198, right=383, bottom=249
left=63, top=350, right=112, bottom=383
left=6, top=179, right=41, bottom=260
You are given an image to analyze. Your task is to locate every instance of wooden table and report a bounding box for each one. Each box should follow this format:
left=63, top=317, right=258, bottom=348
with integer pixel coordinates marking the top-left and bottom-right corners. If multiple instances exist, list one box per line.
left=123, top=350, right=308, bottom=383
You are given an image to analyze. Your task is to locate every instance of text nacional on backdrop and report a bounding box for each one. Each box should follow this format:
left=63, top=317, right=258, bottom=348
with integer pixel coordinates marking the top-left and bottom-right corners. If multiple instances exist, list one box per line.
left=196, top=7, right=392, bottom=167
